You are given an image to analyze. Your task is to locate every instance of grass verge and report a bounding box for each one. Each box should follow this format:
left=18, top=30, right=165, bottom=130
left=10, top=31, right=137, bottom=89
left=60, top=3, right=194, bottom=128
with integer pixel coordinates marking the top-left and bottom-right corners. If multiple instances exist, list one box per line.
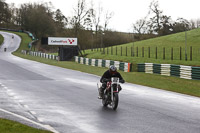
left=0, top=33, right=4, bottom=46
left=84, top=28, right=200, bottom=70
left=0, top=118, right=52, bottom=133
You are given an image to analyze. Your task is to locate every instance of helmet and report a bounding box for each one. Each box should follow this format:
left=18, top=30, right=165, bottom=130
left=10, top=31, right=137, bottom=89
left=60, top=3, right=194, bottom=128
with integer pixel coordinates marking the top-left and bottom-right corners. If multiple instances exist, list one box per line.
left=109, top=65, right=117, bottom=74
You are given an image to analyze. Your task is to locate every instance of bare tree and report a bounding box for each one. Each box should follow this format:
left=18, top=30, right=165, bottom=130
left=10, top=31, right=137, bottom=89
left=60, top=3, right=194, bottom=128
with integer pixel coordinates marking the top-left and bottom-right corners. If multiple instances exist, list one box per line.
left=103, top=10, right=114, bottom=31
left=159, top=15, right=173, bottom=35
left=190, top=19, right=196, bottom=29
left=91, top=1, right=103, bottom=33
left=54, top=9, right=68, bottom=30
left=148, top=0, right=163, bottom=34
left=71, top=0, right=92, bottom=36
left=133, top=18, right=147, bottom=35
left=197, top=19, right=200, bottom=28
left=190, top=18, right=200, bottom=29
left=90, top=1, right=103, bottom=48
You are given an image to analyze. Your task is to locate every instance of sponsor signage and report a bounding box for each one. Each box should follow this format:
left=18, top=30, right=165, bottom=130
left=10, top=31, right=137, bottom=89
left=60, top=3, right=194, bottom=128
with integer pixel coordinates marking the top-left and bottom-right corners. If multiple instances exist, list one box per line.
left=48, top=37, right=77, bottom=46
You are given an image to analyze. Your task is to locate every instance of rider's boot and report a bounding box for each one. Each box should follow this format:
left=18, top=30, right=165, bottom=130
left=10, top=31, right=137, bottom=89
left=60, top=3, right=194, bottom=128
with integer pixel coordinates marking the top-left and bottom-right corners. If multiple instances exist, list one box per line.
left=98, top=88, right=103, bottom=99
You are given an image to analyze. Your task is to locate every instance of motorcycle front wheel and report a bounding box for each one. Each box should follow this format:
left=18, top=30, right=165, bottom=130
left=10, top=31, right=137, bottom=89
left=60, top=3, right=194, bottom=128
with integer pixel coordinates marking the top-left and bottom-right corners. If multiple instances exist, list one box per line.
left=111, top=93, right=119, bottom=110
left=102, top=94, right=108, bottom=107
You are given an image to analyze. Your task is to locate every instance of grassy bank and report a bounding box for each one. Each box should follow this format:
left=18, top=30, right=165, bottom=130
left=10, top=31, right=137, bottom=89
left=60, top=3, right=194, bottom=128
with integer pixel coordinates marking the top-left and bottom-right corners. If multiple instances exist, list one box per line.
left=84, top=28, right=200, bottom=70
left=0, top=118, right=52, bottom=133
left=12, top=31, right=32, bottom=52
left=0, top=34, right=4, bottom=46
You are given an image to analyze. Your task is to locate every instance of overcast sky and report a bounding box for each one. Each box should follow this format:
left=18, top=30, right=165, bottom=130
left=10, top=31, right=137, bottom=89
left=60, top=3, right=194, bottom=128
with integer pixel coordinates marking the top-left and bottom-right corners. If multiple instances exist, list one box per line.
left=6, top=0, right=200, bottom=32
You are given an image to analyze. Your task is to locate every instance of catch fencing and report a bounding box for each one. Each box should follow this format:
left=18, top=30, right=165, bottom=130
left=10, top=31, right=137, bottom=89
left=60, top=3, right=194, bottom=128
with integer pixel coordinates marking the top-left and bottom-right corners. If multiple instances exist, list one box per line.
left=0, top=28, right=36, bottom=41
left=138, top=63, right=200, bottom=80
left=0, top=28, right=37, bottom=49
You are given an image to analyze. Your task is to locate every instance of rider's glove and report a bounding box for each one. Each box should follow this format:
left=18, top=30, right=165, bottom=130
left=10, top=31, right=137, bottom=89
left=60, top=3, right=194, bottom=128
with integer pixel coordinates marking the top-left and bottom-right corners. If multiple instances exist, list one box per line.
left=120, top=79, right=125, bottom=83
left=102, top=78, right=109, bottom=82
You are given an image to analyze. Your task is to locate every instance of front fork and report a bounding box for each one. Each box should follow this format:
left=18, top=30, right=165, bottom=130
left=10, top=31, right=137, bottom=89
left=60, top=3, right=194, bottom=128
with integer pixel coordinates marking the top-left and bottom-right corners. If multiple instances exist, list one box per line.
left=111, top=85, right=119, bottom=102
left=111, top=86, right=113, bottom=102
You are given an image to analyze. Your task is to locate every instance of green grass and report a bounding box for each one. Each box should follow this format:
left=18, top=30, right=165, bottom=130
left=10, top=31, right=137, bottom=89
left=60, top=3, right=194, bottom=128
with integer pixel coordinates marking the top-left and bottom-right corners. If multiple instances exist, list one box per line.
left=0, top=33, right=4, bottom=46
left=0, top=118, right=52, bottom=133
left=12, top=31, right=32, bottom=52
left=84, top=28, right=200, bottom=69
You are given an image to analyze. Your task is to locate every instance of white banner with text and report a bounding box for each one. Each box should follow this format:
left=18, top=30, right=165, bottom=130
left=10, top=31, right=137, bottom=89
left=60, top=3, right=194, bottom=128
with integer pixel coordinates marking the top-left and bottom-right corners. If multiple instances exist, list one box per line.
left=48, top=37, right=77, bottom=46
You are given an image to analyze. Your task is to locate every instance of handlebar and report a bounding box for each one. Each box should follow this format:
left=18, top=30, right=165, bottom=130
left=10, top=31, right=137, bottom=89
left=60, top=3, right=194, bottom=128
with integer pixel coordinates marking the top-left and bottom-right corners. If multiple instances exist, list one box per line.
left=102, top=78, right=111, bottom=82
left=102, top=78, right=125, bottom=83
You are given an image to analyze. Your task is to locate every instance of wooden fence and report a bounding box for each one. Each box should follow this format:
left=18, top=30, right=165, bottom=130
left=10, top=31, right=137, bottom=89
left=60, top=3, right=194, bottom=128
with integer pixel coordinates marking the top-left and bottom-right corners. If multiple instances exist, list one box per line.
left=91, top=46, right=200, bottom=61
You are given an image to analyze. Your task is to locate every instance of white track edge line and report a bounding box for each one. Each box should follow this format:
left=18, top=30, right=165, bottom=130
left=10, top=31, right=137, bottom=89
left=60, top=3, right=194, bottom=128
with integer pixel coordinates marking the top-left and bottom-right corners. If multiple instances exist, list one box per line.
left=0, top=108, right=59, bottom=133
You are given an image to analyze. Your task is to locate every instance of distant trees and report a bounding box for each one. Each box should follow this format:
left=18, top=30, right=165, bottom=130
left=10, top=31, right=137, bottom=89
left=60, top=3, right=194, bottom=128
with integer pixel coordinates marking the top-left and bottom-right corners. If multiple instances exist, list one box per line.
left=148, top=0, right=163, bottom=34
left=54, top=9, right=68, bottom=33
left=133, top=17, right=148, bottom=39
left=133, top=0, right=199, bottom=38
left=0, top=1, right=68, bottom=38
left=0, top=0, right=11, bottom=27
left=190, top=19, right=200, bottom=29
left=146, top=0, right=174, bottom=36
left=16, top=3, right=57, bottom=38
left=91, top=2, right=102, bottom=34
left=0, top=0, right=132, bottom=50
left=172, top=18, right=190, bottom=33
left=70, top=0, right=92, bottom=37
left=103, top=11, right=114, bottom=31
left=159, top=15, right=173, bottom=35
left=1, top=0, right=200, bottom=51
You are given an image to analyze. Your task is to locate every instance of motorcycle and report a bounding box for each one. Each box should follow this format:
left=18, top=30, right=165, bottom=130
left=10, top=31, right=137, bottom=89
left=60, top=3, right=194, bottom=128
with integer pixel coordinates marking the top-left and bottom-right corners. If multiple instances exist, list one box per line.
left=97, top=77, right=122, bottom=110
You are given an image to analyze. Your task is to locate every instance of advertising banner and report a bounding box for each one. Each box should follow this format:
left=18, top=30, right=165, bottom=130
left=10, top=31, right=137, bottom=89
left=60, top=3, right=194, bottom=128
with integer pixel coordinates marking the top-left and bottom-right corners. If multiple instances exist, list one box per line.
left=48, top=37, right=77, bottom=46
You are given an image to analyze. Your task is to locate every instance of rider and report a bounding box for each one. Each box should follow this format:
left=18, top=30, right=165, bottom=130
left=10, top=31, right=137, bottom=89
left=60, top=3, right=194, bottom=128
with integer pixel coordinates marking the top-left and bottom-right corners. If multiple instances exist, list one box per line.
left=98, top=65, right=125, bottom=99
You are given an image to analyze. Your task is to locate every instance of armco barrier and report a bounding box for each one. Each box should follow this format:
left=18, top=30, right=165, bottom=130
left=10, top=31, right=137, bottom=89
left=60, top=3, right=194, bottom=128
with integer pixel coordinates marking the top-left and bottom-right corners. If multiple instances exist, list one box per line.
left=21, top=50, right=59, bottom=61
left=0, top=28, right=36, bottom=41
left=192, top=67, right=200, bottom=80
left=75, top=56, right=131, bottom=72
left=137, top=63, right=200, bottom=80
left=0, top=28, right=38, bottom=48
